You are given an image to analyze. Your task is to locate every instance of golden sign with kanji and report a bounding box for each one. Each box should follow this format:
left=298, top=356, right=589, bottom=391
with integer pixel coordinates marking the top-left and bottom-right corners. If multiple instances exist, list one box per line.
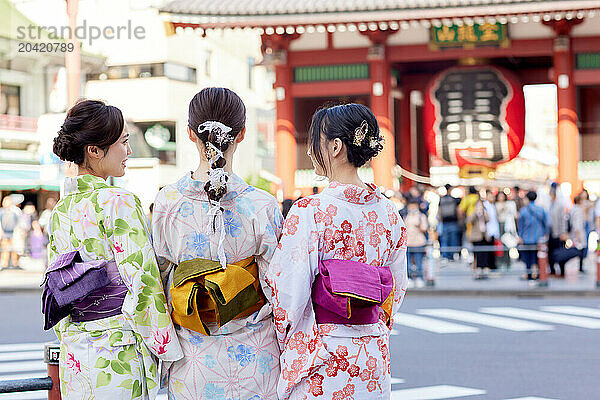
left=430, top=23, right=509, bottom=50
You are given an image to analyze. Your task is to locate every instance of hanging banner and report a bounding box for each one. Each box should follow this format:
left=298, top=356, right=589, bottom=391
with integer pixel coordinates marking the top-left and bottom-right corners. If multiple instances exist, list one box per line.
left=423, top=66, right=525, bottom=168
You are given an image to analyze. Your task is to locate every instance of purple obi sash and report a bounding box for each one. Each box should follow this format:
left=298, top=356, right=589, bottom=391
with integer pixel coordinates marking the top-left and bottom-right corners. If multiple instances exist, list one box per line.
left=42, top=250, right=127, bottom=330
left=312, top=259, right=394, bottom=325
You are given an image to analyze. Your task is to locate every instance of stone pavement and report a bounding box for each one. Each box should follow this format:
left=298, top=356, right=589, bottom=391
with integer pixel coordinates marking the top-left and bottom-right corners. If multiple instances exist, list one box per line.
left=1, top=254, right=599, bottom=296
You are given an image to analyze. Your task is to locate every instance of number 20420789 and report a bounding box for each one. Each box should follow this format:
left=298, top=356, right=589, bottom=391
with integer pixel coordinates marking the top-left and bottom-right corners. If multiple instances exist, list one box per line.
left=18, top=42, right=74, bottom=52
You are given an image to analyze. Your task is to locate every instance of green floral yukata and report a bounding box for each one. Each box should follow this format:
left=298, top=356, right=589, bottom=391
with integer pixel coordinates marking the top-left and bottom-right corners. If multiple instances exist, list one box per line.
left=48, top=174, right=183, bottom=399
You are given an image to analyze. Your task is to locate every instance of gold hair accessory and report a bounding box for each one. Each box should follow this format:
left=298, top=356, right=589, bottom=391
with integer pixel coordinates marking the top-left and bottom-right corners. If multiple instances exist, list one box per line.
left=353, top=120, right=369, bottom=146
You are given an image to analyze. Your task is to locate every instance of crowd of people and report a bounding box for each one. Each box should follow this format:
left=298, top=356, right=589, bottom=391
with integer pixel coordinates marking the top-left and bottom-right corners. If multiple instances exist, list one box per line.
left=0, top=196, right=56, bottom=269
left=393, top=182, right=597, bottom=284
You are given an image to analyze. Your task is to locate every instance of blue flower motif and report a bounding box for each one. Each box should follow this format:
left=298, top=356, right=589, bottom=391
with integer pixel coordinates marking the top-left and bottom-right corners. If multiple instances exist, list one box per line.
left=178, top=201, right=194, bottom=217
left=189, top=333, right=204, bottom=347
left=185, top=232, right=210, bottom=258
left=257, top=350, right=274, bottom=375
left=235, top=196, right=255, bottom=216
left=204, top=355, right=216, bottom=368
left=227, top=344, right=256, bottom=367
left=223, top=210, right=241, bottom=237
left=248, top=396, right=263, bottom=400
left=203, top=383, right=226, bottom=400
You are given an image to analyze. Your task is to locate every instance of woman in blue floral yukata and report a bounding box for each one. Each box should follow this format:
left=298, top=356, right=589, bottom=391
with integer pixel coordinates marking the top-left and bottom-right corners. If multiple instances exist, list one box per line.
left=44, top=99, right=183, bottom=399
left=152, top=87, right=283, bottom=399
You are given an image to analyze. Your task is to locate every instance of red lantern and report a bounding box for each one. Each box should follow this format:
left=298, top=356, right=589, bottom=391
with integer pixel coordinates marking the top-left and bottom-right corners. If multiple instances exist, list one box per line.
left=423, top=66, right=525, bottom=168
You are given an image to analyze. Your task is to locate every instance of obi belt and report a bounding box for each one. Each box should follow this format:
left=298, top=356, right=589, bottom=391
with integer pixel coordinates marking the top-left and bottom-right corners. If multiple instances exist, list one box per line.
left=312, top=259, right=394, bottom=325
left=42, top=250, right=127, bottom=330
left=170, top=256, right=264, bottom=335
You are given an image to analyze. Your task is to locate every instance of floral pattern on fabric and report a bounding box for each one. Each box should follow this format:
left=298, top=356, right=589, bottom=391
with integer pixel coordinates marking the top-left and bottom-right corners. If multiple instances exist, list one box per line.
left=266, top=182, right=408, bottom=400
left=48, top=174, right=183, bottom=399
left=152, top=172, right=283, bottom=399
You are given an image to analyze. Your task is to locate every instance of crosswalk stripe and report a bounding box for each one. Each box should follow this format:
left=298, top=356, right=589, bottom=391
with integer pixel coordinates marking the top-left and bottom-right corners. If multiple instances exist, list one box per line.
left=0, top=351, right=43, bottom=362
left=540, top=306, right=600, bottom=319
left=480, top=307, right=600, bottom=329
left=0, top=372, right=46, bottom=381
left=394, top=313, right=479, bottom=334
left=0, top=343, right=46, bottom=353
left=390, top=385, right=486, bottom=400
left=417, top=309, right=554, bottom=332
left=0, top=361, right=45, bottom=374
left=0, top=392, right=46, bottom=400
left=504, top=397, right=558, bottom=400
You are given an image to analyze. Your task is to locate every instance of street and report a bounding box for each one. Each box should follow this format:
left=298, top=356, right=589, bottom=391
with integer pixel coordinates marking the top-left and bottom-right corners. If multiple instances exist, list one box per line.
left=0, top=293, right=598, bottom=399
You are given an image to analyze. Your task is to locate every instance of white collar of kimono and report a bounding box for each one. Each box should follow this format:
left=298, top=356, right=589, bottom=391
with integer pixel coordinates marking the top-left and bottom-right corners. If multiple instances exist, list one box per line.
left=176, top=171, right=250, bottom=202
left=63, top=174, right=110, bottom=196
left=321, top=181, right=382, bottom=205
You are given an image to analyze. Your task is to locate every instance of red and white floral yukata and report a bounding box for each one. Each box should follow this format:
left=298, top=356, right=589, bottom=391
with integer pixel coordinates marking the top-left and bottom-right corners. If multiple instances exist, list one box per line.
left=266, top=181, right=408, bottom=400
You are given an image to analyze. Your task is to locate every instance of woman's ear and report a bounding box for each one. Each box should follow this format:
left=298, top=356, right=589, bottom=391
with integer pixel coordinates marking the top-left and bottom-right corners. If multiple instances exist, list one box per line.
left=187, top=126, right=198, bottom=143
left=329, top=138, right=344, bottom=158
left=236, top=127, right=246, bottom=144
left=86, top=145, right=104, bottom=161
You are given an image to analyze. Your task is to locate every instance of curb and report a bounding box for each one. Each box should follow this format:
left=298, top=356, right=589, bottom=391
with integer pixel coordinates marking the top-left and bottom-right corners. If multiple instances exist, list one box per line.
left=407, top=288, right=600, bottom=297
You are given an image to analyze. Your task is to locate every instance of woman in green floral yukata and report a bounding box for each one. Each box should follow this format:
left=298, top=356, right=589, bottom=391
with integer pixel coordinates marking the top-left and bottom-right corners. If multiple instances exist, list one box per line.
left=45, top=99, right=182, bottom=399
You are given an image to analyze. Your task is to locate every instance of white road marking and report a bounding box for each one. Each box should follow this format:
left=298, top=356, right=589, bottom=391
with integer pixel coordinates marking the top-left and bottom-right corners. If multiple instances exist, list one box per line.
left=480, top=307, right=600, bottom=329
left=0, top=361, right=45, bottom=374
left=417, top=309, right=554, bottom=331
left=0, top=372, right=46, bottom=381
left=0, top=351, right=43, bottom=362
left=0, top=392, right=46, bottom=400
left=394, top=313, right=479, bottom=334
left=540, top=306, right=600, bottom=319
left=0, top=343, right=47, bottom=353
left=504, top=397, right=558, bottom=400
left=390, top=385, right=486, bottom=400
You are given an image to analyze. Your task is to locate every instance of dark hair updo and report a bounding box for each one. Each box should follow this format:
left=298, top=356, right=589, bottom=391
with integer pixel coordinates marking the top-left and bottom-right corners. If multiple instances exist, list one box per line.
left=53, top=99, right=124, bottom=165
left=188, top=87, right=246, bottom=203
left=309, top=103, right=383, bottom=175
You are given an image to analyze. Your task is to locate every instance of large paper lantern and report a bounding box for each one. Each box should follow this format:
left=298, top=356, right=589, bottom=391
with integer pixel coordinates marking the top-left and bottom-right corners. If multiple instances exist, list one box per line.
left=423, top=66, right=525, bottom=168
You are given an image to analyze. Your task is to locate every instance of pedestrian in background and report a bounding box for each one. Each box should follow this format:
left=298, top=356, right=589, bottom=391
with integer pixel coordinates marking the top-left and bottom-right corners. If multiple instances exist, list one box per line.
left=495, top=190, right=518, bottom=267
left=570, top=194, right=586, bottom=273
left=517, top=191, right=548, bottom=281
left=483, top=190, right=499, bottom=271
left=548, top=184, right=569, bottom=277
left=437, top=184, right=461, bottom=260
left=0, top=196, right=22, bottom=269
left=466, top=198, right=489, bottom=279
left=406, top=197, right=429, bottom=287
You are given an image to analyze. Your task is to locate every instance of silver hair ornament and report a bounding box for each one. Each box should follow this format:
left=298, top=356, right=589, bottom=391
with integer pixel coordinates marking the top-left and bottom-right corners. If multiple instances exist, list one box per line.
left=198, top=121, right=234, bottom=146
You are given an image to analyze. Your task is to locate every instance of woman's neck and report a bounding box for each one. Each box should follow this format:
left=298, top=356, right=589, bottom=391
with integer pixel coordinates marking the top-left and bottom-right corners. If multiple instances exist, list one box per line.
left=328, top=166, right=369, bottom=190
left=77, top=165, right=106, bottom=180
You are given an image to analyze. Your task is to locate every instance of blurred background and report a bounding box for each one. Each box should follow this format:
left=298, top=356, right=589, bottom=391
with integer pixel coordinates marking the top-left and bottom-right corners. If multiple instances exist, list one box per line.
left=2, top=1, right=600, bottom=398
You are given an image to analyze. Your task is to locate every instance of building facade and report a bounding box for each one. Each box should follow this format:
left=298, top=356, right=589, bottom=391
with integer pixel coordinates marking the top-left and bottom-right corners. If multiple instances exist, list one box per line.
left=161, top=0, right=600, bottom=197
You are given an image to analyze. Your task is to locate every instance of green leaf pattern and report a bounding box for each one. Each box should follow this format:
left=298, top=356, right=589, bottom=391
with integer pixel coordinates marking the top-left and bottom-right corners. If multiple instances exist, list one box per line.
left=48, top=175, right=183, bottom=399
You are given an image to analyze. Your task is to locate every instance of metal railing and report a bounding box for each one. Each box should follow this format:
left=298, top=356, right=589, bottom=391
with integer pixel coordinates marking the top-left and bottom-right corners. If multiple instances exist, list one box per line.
left=0, top=343, right=61, bottom=399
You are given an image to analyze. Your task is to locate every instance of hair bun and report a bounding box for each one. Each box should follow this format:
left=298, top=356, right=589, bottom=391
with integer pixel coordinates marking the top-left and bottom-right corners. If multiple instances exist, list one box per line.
left=53, top=131, right=84, bottom=164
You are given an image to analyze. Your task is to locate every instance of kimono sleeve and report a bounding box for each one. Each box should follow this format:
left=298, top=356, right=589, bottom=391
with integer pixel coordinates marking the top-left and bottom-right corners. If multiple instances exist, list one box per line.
left=390, top=221, right=408, bottom=317
left=150, top=189, right=177, bottom=287
left=255, top=197, right=284, bottom=294
left=104, top=190, right=183, bottom=362
left=266, top=202, right=330, bottom=399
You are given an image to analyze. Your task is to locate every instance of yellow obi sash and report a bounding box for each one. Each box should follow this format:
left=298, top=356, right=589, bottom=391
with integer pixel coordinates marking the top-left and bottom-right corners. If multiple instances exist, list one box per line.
left=170, top=256, right=264, bottom=335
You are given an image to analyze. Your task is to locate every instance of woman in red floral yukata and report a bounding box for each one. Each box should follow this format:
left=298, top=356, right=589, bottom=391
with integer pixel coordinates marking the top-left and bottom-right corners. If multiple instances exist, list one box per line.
left=266, top=103, right=408, bottom=400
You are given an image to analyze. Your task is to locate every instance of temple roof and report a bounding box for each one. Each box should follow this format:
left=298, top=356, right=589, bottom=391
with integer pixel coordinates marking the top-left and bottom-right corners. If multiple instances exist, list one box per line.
left=160, top=0, right=600, bottom=28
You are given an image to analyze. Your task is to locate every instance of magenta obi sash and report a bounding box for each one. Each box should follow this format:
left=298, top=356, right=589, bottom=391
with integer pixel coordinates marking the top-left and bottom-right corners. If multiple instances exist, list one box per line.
left=42, top=250, right=127, bottom=330
left=312, top=259, right=394, bottom=325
